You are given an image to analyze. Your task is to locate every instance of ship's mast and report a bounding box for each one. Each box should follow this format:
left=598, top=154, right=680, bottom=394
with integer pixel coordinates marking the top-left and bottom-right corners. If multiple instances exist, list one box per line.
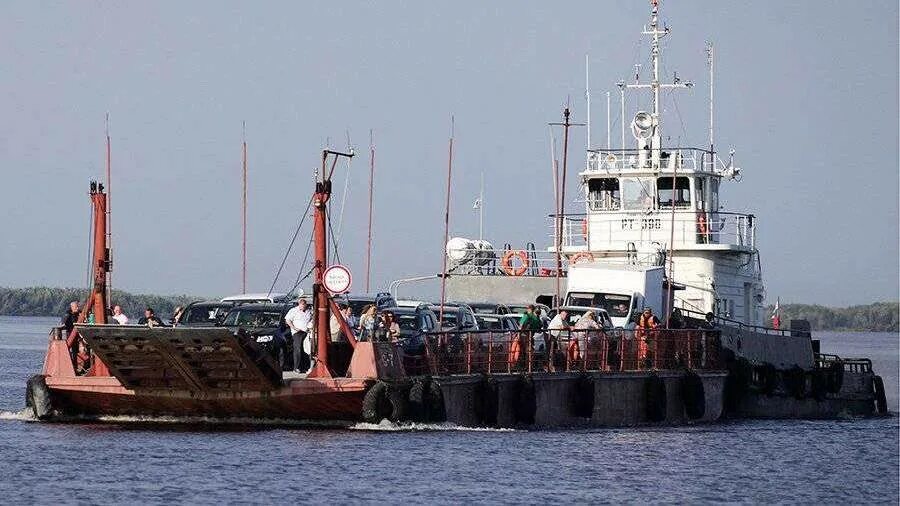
left=625, top=0, right=692, bottom=167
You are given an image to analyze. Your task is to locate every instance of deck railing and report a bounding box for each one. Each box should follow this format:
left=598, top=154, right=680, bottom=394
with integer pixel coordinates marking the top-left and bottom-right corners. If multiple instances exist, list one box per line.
left=418, top=328, right=722, bottom=376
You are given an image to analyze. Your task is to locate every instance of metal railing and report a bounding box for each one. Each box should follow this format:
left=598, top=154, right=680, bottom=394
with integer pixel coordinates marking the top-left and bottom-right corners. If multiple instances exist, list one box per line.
left=418, top=328, right=723, bottom=376
left=816, top=353, right=873, bottom=373
left=586, top=147, right=718, bottom=173
left=551, top=211, right=756, bottom=250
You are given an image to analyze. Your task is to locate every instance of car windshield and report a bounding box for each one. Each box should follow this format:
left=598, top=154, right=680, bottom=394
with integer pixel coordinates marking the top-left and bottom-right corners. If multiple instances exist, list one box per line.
left=182, top=306, right=222, bottom=324
left=475, top=315, right=504, bottom=330
left=438, top=312, right=459, bottom=328
left=566, top=292, right=632, bottom=318
left=395, top=314, right=420, bottom=333
left=223, top=310, right=282, bottom=327
left=470, top=305, right=498, bottom=315
left=507, top=305, right=529, bottom=314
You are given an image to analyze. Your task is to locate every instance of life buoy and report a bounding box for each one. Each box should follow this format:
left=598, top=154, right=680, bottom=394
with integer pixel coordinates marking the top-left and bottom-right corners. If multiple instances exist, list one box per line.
left=500, top=250, right=529, bottom=276
left=508, top=334, right=522, bottom=367
left=571, top=251, right=595, bottom=264
left=566, top=338, right=581, bottom=367
left=697, top=212, right=709, bottom=235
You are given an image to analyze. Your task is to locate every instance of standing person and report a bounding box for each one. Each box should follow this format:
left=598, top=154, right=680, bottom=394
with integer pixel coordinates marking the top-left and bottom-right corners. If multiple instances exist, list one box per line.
left=111, top=305, right=129, bottom=325
left=285, top=299, right=313, bottom=373
left=379, top=311, right=401, bottom=343
left=358, top=305, right=377, bottom=342
left=546, top=309, right=569, bottom=372
left=138, top=308, right=164, bottom=327
left=170, top=306, right=185, bottom=326
left=636, top=307, right=660, bottom=368
left=61, top=301, right=81, bottom=366
left=342, top=304, right=359, bottom=333
left=573, top=311, right=600, bottom=363
left=517, top=305, right=542, bottom=366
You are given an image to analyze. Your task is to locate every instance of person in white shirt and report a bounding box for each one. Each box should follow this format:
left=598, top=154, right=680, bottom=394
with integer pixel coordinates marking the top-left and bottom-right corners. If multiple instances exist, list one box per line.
left=111, top=305, right=129, bottom=325
left=546, top=310, right=569, bottom=372
left=285, top=299, right=313, bottom=372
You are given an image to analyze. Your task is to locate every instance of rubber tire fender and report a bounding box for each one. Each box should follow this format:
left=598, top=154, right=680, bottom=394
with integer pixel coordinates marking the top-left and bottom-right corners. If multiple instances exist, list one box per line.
left=645, top=373, right=667, bottom=423
left=386, top=381, right=411, bottom=422
left=682, top=371, right=706, bottom=420
left=757, top=363, right=778, bottom=396
left=26, top=375, right=53, bottom=421
left=724, top=357, right=751, bottom=413
left=427, top=380, right=447, bottom=423
left=362, top=381, right=391, bottom=423
left=873, top=375, right=888, bottom=415
left=407, top=377, right=430, bottom=422
left=516, top=375, right=537, bottom=426
left=809, top=370, right=827, bottom=401
left=826, top=361, right=844, bottom=394
left=783, top=366, right=806, bottom=399
left=570, top=374, right=595, bottom=419
left=480, top=376, right=499, bottom=427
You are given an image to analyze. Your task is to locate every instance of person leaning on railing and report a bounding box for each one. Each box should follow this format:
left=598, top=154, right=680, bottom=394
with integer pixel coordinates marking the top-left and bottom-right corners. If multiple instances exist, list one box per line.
left=517, top=305, right=542, bottom=367
left=546, top=309, right=569, bottom=372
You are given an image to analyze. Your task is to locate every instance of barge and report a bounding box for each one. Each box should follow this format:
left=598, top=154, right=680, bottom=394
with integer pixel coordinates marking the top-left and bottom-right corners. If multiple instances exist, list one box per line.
left=26, top=0, right=887, bottom=428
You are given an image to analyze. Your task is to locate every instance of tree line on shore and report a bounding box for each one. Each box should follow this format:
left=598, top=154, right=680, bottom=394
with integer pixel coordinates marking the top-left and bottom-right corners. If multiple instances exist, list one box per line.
left=0, top=287, right=199, bottom=320
left=766, top=302, right=898, bottom=332
left=0, top=286, right=897, bottom=332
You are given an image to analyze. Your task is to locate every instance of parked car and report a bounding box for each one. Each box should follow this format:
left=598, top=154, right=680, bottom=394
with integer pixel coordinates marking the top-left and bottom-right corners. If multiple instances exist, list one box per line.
left=220, top=292, right=293, bottom=304
left=549, top=306, right=615, bottom=329
left=336, top=292, right=397, bottom=318
left=429, top=303, right=479, bottom=332
left=506, top=303, right=552, bottom=318
left=220, top=303, right=294, bottom=370
left=176, top=301, right=237, bottom=327
left=474, top=314, right=520, bottom=332
left=390, top=305, right=439, bottom=354
left=395, top=299, right=434, bottom=308
left=467, top=302, right=511, bottom=315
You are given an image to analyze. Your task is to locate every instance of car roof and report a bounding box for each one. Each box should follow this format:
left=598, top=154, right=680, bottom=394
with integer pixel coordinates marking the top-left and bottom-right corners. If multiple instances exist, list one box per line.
left=225, top=303, right=290, bottom=312
left=189, top=300, right=234, bottom=307
left=220, top=292, right=289, bottom=302
left=558, top=305, right=610, bottom=315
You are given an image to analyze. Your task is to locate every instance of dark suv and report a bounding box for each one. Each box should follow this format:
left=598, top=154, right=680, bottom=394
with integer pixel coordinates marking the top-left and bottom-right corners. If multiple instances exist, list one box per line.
left=177, top=301, right=238, bottom=327
left=467, top=302, right=511, bottom=315
left=336, top=292, right=397, bottom=319
left=221, top=303, right=293, bottom=370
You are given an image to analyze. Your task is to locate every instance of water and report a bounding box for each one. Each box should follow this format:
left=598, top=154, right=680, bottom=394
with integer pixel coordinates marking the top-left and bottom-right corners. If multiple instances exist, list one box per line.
left=1, top=316, right=897, bottom=504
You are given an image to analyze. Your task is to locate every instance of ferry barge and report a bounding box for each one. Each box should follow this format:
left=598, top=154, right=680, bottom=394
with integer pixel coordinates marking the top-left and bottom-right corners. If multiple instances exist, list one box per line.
left=26, top=0, right=887, bottom=428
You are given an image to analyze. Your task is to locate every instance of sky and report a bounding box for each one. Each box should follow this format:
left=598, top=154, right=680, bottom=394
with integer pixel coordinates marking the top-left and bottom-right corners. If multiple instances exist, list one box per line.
left=1, top=1, right=897, bottom=307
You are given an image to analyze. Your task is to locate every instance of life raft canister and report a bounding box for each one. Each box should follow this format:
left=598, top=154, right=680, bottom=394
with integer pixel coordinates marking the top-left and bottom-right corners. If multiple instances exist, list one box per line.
left=571, top=251, right=595, bottom=264
left=501, top=250, right=529, bottom=276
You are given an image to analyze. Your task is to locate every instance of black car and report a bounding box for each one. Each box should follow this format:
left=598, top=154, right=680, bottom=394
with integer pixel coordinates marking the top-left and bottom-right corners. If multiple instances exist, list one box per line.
left=391, top=305, right=439, bottom=354
left=336, top=292, right=397, bottom=319
left=467, top=302, right=511, bottom=315
left=429, top=303, right=479, bottom=331
left=474, top=314, right=520, bottom=332
left=221, top=303, right=293, bottom=370
left=177, top=301, right=237, bottom=327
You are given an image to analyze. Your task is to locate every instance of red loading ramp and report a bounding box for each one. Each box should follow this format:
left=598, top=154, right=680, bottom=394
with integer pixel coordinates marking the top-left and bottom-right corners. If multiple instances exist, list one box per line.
left=76, top=325, right=282, bottom=392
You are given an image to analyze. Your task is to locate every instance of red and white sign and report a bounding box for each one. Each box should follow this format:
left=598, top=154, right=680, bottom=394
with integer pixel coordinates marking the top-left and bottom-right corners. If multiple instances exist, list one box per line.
left=323, top=264, right=352, bottom=294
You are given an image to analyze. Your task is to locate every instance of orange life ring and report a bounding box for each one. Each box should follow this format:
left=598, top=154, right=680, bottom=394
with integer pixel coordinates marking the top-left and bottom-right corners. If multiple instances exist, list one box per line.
left=571, top=251, right=595, bottom=264
left=508, top=334, right=522, bottom=365
left=501, top=250, right=529, bottom=276
left=697, top=212, right=709, bottom=235
left=566, top=338, right=581, bottom=365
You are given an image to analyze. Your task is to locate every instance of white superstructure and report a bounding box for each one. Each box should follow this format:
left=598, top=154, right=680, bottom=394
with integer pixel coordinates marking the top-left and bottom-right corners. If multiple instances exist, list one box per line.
left=555, top=0, right=764, bottom=325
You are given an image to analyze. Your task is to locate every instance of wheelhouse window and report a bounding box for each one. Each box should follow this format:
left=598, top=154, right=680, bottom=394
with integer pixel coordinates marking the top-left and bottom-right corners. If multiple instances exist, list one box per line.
left=587, top=178, right=620, bottom=211
left=657, top=176, right=691, bottom=209
left=621, top=177, right=655, bottom=211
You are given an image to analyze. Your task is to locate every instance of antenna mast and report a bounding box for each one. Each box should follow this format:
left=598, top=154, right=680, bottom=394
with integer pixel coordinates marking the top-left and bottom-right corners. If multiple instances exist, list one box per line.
left=707, top=41, right=715, bottom=152
left=438, top=117, right=455, bottom=327
left=241, top=122, right=248, bottom=293
left=104, top=114, right=112, bottom=305
left=366, top=129, right=375, bottom=293
left=585, top=55, right=591, bottom=150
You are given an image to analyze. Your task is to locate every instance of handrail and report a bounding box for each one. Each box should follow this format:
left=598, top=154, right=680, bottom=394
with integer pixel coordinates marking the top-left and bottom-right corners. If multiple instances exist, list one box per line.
left=678, top=307, right=793, bottom=338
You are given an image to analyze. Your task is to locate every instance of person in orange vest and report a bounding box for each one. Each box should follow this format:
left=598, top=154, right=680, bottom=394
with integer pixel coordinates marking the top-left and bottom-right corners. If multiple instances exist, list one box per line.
left=636, top=307, right=660, bottom=368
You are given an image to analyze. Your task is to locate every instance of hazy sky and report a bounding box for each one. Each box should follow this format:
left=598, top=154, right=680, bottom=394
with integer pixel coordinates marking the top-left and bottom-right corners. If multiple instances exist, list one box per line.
left=1, top=1, right=897, bottom=306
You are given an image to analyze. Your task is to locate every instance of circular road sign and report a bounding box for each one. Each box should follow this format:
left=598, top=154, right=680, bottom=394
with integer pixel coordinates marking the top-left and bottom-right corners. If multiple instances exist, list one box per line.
left=323, top=264, right=352, bottom=294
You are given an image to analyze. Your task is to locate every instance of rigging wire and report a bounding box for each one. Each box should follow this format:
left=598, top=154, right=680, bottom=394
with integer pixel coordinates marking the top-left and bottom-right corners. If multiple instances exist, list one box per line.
left=266, top=195, right=313, bottom=297
left=288, top=235, right=315, bottom=295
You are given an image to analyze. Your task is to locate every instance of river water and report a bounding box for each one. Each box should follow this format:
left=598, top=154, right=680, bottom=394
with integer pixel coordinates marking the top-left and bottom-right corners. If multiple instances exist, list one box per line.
left=0, top=316, right=897, bottom=504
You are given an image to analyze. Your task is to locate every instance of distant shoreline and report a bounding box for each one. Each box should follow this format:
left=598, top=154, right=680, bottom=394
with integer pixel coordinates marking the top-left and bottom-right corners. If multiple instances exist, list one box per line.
left=0, top=286, right=897, bottom=332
